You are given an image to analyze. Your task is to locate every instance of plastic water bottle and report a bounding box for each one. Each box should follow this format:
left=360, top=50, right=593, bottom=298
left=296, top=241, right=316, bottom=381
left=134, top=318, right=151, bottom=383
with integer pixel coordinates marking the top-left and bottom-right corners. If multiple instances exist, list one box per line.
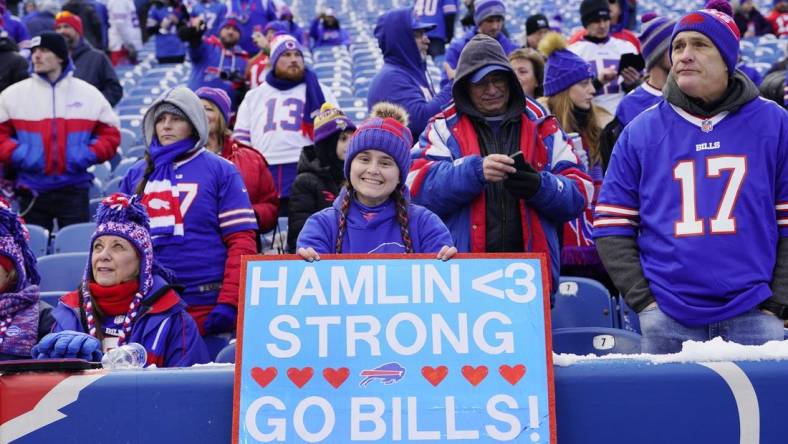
left=101, top=343, right=147, bottom=370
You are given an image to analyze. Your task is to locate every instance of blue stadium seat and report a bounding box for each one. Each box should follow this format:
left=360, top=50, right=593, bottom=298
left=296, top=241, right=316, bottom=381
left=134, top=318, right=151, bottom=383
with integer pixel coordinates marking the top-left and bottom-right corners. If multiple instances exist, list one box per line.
left=39, top=291, right=66, bottom=307
left=37, top=252, right=89, bottom=292
left=204, top=335, right=231, bottom=361
left=25, top=224, right=50, bottom=257
left=89, top=178, right=103, bottom=200
left=552, top=327, right=642, bottom=355
left=125, top=145, right=147, bottom=160
left=120, top=128, right=137, bottom=149
left=89, top=197, right=104, bottom=218
left=103, top=176, right=126, bottom=196
left=113, top=157, right=140, bottom=176
left=618, top=298, right=641, bottom=334
left=52, top=222, right=96, bottom=254
left=89, top=162, right=112, bottom=183
left=552, top=276, right=615, bottom=329
left=215, top=342, right=236, bottom=363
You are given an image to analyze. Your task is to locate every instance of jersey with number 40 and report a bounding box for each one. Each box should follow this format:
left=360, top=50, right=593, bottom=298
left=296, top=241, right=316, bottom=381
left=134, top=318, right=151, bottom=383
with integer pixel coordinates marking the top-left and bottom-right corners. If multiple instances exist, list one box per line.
left=593, top=98, right=788, bottom=326
left=233, top=81, right=337, bottom=166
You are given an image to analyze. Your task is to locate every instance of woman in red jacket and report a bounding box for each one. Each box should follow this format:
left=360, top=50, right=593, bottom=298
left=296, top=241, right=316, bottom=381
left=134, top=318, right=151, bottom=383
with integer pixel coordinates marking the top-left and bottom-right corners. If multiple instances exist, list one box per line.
left=196, top=87, right=279, bottom=233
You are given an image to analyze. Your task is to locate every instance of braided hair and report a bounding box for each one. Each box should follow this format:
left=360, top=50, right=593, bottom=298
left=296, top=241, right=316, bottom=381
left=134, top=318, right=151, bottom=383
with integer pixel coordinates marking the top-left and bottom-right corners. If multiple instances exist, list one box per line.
left=334, top=184, right=354, bottom=253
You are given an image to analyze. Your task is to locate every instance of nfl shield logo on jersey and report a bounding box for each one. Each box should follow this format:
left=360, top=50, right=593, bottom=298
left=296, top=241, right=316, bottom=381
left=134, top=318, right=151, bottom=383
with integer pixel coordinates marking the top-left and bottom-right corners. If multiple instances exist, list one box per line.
left=701, top=119, right=713, bottom=133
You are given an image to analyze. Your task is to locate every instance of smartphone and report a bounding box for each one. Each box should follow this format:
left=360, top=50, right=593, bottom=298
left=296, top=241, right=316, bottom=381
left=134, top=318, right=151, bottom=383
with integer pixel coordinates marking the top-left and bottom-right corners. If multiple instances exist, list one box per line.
left=618, top=53, right=645, bottom=74
left=509, top=151, right=528, bottom=171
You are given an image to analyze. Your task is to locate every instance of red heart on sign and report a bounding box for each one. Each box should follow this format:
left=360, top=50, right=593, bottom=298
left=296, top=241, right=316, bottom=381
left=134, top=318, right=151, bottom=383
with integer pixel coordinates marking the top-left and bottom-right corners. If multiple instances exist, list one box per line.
left=461, top=365, right=488, bottom=387
left=323, top=367, right=349, bottom=389
left=287, top=367, right=314, bottom=388
left=251, top=367, right=277, bottom=388
left=499, top=364, right=526, bottom=385
left=421, top=365, right=448, bottom=387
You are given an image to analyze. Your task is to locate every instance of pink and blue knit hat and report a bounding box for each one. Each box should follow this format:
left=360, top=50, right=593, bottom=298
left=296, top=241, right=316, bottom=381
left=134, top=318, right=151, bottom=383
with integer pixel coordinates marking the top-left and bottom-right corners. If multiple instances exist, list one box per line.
left=344, top=117, right=413, bottom=186
left=670, top=3, right=740, bottom=75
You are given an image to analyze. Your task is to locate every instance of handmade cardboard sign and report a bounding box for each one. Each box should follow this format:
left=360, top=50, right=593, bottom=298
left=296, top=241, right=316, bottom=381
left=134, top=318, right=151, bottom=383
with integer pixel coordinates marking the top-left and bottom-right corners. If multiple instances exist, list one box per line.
left=233, top=254, right=556, bottom=443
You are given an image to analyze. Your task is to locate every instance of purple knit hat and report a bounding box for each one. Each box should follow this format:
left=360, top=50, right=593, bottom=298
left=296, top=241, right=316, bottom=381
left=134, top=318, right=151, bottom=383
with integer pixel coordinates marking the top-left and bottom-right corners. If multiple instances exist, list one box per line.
left=270, top=34, right=304, bottom=67
left=314, top=103, right=356, bottom=143
left=344, top=117, right=413, bottom=186
left=195, top=87, right=231, bottom=125
left=639, top=14, right=677, bottom=69
left=0, top=201, right=40, bottom=291
left=474, top=0, right=506, bottom=24
left=540, top=32, right=595, bottom=96
left=82, top=193, right=154, bottom=346
left=670, top=4, right=741, bottom=75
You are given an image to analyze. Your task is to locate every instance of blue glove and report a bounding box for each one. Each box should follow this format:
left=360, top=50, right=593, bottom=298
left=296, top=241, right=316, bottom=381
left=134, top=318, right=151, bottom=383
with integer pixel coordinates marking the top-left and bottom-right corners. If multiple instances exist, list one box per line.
left=204, top=304, right=237, bottom=335
left=32, top=331, right=103, bottom=361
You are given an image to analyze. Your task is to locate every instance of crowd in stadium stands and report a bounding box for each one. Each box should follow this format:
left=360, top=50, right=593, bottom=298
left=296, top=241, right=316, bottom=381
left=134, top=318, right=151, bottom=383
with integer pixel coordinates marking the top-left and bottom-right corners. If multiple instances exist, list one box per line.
left=0, top=0, right=787, bottom=363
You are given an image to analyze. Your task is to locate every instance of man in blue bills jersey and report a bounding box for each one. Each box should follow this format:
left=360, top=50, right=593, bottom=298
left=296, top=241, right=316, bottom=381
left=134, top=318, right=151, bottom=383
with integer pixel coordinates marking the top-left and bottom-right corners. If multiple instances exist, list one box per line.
left=594, top=4, right=788, bottom=353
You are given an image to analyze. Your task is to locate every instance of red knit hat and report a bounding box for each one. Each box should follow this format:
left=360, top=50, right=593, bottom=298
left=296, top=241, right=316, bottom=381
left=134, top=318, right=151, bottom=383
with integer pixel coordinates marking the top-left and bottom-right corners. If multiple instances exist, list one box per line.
left=55, top=11, right=84, bottom=36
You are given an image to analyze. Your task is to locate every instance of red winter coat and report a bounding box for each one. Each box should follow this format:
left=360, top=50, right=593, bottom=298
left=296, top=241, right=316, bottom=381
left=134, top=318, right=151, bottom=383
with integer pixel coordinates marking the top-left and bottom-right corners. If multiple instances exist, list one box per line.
left=221, top=135, right=279, bottom=232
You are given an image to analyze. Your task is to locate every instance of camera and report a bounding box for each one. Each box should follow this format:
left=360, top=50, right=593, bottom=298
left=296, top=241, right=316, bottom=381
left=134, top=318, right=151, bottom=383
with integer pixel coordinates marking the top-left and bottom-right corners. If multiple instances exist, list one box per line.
left=219, top=70, right=244, bottom=83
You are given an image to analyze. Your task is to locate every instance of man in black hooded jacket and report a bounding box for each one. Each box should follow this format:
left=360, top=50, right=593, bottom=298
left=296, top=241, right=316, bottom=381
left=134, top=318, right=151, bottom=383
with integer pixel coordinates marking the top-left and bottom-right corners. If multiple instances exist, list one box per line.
left=0, top=32, right=28, bottom=93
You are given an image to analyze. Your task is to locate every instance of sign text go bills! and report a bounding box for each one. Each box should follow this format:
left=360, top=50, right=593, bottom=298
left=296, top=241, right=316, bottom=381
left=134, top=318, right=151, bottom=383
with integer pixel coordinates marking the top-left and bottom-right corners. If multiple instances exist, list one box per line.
left=232, top=254, right=556, bottom=444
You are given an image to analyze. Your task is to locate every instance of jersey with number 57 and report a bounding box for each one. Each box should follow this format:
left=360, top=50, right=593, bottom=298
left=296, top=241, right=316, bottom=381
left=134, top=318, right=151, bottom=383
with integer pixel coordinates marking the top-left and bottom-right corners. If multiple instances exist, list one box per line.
left=120, top=149, right=258, bottom=307
left=593, top=97, right=788, bottom=326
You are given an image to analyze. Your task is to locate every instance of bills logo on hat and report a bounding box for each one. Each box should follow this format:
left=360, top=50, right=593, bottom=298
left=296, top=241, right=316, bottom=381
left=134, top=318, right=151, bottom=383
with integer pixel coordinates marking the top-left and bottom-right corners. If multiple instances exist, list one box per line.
left=285, top=40, right=296, bottom=50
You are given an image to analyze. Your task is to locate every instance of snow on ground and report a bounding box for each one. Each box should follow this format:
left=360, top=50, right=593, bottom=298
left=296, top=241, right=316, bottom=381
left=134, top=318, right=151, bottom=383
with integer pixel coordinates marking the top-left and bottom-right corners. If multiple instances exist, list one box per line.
left=553, top=337, right=788, bottom=366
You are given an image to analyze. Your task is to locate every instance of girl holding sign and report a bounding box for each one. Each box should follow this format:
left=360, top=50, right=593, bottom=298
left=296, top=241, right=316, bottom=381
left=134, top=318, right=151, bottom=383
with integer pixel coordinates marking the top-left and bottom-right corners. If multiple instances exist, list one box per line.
left=296, top=103, right=456, bottom=260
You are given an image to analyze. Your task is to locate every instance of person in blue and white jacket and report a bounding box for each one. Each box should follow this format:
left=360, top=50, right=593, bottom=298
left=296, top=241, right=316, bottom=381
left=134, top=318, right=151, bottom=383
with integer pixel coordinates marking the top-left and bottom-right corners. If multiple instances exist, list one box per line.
left=34, top=193, right=209, bottom=367
left=0, top=31, right=119, bottom=232
left=297, top=102, right=456, bottom=260
left=120, top=86, right=257, bottom=336
left=409, top=34, right=592, bottom=297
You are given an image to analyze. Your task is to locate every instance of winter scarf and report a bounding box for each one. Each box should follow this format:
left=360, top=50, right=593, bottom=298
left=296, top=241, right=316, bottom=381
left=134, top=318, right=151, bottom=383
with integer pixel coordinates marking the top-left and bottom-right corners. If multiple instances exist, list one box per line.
left=141, top=137, right=198, bottom=244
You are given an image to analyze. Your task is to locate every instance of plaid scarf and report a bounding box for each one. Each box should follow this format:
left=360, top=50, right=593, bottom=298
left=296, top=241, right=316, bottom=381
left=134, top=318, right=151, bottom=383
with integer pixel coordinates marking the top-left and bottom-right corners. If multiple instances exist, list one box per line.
left=141, top=137, right=198, bottom=245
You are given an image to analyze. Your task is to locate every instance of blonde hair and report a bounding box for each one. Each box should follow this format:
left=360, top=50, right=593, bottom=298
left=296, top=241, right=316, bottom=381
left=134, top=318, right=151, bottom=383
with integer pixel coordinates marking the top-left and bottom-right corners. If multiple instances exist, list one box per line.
left=508, top=48, right=545, bottom=97
left=545, top=90, right=603, bottom=166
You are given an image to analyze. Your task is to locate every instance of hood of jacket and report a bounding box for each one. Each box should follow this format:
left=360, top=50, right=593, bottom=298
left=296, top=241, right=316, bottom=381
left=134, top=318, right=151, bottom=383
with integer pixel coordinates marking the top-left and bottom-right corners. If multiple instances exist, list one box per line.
left=0, top=35, right=18, bottom=52
left=663, top=70, right=760, bottom=117
left=374, top=7, right=429, bottom=87
left=71, top=38, right=93, bottom=59
left=297, top=145, right=332, bottom=177
left=142, top=86, right=209, bottom=149
left=452, top=34, right=525, bottom=121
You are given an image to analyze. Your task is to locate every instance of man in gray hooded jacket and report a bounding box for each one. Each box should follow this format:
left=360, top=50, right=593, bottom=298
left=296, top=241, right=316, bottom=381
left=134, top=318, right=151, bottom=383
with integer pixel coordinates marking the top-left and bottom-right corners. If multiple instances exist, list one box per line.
left=409, top=34, right=592, bottom=296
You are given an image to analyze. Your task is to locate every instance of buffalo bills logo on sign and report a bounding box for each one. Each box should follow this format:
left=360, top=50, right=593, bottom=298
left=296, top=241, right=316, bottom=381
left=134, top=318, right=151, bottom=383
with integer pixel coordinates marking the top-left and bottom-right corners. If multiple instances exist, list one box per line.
left=701, top=119, right=713, bottom=133
left=359, top=362, right=406, bottom=387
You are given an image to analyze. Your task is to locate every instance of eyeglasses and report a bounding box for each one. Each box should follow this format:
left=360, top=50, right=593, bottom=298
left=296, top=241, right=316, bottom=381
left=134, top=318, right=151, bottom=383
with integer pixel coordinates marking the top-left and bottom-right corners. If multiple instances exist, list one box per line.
left=471, top=74, right=508, bottom=90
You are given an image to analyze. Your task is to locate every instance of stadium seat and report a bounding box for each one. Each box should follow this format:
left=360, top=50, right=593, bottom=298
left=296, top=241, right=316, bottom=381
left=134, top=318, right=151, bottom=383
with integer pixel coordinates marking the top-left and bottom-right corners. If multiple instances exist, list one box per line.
left=52, top=222, right=96, bottom=254
left=37, top=252, right=89, bottom=292
left=89, top=162, right=112, bottom=183
left=618, top=298, right=641, bottom=333
left=125, top=145, right=147, bottom=160
left=89, top=198, right=103, bottom=218
left=103, top=176, right=126, bottom=196
left=204, top=335, right=231, bottom=361
left=113, top=158, right=140, bottom=180
left=25, top=224, right=50, bottom=257
left=89, top=178, right=104, bottom=200
left=215, top=343, right=236, bottom=363
left=39, top=291, right=66, bottom=307
left=120, top=128, right=137, bottom=149
left=552, top=276, right=615, bottom=329
left=552, top=327, right=642, bottom=355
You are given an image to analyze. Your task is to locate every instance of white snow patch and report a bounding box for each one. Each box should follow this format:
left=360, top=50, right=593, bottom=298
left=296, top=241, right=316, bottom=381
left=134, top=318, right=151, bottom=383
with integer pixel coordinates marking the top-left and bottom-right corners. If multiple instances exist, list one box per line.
left=553, top=337, right=788, bottom=366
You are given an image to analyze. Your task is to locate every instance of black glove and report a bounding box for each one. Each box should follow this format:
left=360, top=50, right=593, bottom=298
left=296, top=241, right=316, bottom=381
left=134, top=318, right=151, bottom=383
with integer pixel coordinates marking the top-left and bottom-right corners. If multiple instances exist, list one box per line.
left=504, top=161, right=541, bottom=200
